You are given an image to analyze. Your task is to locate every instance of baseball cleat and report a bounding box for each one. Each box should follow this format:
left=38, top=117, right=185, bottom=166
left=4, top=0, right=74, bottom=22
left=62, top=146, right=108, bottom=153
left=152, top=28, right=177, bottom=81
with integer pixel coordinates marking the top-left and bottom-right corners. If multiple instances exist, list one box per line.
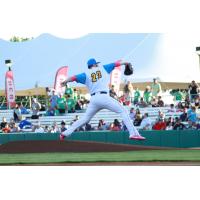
left=59, top=133, right=66, bottom=141
left=129, top=135, right=146, bottom=140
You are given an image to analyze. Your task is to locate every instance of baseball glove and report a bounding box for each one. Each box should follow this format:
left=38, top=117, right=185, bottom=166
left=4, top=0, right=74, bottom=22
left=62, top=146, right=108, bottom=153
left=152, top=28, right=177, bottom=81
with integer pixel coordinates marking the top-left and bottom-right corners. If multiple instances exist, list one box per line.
left=124, top=63, right=133, bottom=75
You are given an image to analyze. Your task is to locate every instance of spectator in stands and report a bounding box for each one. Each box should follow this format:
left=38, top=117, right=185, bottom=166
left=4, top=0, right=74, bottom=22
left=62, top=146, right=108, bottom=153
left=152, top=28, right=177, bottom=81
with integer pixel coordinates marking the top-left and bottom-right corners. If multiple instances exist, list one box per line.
left=194, top=96, right=200, bottom=108
left=13, top=104, right=22, bottom=122
left=40, top=103, right=46, bottom=112
left=166, top=117, right=175, bottom=127
left=119, top=95, right=126, bottom=105
left=46, top=87, right=51, bottom=96
left=110, top=119, right=121, bottom=131
left=44, top=125, right=51, bottom=133
left=31, top=98, right=41, bottom=119
left=133, top=88, right=141, bottom=105
left=71, top=116, right=84, bottom=131
left=140, top=113, right=152, bottom=130
left=65, top=85, right=74, bottom=97
left=46, top=106, right=55, bottom=116
left=109, top=85, right=118, bottom=99
left=137, top=97, right=148, bottom=108
left=187, top=120, right=196, bottom=130
left=143, top=86, right=152, bottom=105
left=157, top=96, right=164, bottom=107
left=76, top=126, right=85, bottom=132
left=34, top=122, right=44, bottom=133
left=60, top=121, right=67, bottom=132
left=152, top=118, right=166, bottom=130
left=174, top=89, right=183, bottom=102
left=187, top=106, right=197, bottom=124
left=121, top=121, right=127, bottom=131
left=66, top=94, right=76, bottom=113
left=173, top=118, right=186, bottom=130
left=8, top=118, right=15, bottom=129
left=166, top=122, right=174, bottom=130
left=177, top=101, right=185, bottom=110
left=75, top=100, right=82, bottom=111
left=129, top=108, right=136, bottom=121
left=19, top=103, right=29, bottom=114
left=57, top=94, right=67, bottom=114
left=2, top=124, right=11, bottom=133
left=49, top=89, right=59, bottom=110
left=85, top=123, right=93, bottom=131
left=196, top=123, right=200, bottom=130
left=151, top=97, right=158, bottom=107
left=69, top=116, right=85, bottom=131
left=184, top=94, right=191, bottom=109
left=166, top=117, right=175, bottom=130
left=19, top=116, right=32, bottom=129
left=180, top=107, right=188, bottom=122
left=0, top=117, right=7, bottom=129
left=79, top=97, right=89, bottom=109
left=156, top=110, right=165, bottom=122
left=134, top=109, right=142, bottom=126
left=98, top=119, right=108, bottom=130
left=73, top=88, right=78, bottom=102
left=167, top=104, right=176, bottom=113
left=50, top=122, right=60, bottom=133
left=151, top=78, right=162, bottom=98
left=123, top=82, right=133, bottom=106
left=11, top=123, right=20, bottom=132
left=188, top=80, right=199, bottom=101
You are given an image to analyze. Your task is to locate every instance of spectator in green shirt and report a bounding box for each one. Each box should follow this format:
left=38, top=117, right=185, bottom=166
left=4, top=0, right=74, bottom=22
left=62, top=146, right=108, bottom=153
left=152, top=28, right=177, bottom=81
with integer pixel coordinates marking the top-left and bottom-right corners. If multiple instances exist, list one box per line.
left=174, top=89, right=183, bottom=101
left=151, top=78, right=162, bottom=97
left=134, top=88, right=141, bottom=104
left=65, top=85, right=74, bottom=97
left=66, top=94, right=76, bottom=113
left=143, top=86, right=152, bottom=104
left=73, top=88, right=78, bottom=102
left=57, top=94, right=67, bottom=114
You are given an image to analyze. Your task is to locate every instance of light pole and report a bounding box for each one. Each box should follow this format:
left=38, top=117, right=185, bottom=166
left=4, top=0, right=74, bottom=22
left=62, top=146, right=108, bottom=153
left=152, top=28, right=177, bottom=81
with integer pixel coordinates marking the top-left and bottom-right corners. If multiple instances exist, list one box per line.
left=196, top=47, right=200, bottom=71
left=5, top=59, right=12, bottom=70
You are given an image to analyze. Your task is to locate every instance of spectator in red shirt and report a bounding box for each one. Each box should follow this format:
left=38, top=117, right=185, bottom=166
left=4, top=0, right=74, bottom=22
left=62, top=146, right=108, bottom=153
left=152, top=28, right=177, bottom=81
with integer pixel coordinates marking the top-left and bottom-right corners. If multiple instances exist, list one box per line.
left=110, top=119, right=121, bottom=131
left=2, top=124, right=11, bottom=133
left=119, top=95, right=126, bottom=105
left=152, top=118, right=166, bottom=130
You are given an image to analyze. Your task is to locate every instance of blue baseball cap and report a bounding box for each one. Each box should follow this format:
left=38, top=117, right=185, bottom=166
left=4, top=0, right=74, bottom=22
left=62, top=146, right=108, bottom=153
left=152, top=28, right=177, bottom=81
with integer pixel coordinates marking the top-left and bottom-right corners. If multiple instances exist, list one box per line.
left=87, top=58, right=100, bottom=68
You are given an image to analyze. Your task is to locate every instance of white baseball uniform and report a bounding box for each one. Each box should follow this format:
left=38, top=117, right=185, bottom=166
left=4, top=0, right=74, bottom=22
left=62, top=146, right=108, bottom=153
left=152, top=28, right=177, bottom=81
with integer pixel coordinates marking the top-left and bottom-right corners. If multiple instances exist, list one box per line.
left=62, top=61, right=141, bottom=137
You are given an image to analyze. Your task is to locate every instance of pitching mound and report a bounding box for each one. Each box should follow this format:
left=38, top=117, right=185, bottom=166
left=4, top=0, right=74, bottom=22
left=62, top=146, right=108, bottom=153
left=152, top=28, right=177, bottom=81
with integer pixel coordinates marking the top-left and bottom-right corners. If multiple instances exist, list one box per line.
left=0, top=140, right=171, bottom=153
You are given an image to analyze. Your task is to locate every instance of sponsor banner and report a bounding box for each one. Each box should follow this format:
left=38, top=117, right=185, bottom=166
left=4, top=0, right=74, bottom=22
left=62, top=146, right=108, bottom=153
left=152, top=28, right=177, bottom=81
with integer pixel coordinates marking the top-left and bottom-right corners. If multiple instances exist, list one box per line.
left=110, top=65, right=121, bottom=95
left=5, top=70, right=16, bottom=108
left=54, top=66, right=69, bottom=95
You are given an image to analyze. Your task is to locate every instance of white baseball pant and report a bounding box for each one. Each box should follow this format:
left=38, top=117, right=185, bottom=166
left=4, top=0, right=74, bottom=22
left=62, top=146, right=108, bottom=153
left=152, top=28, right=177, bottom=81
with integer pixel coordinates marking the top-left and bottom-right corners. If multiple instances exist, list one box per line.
left=62, top=93, right=140, bottom=137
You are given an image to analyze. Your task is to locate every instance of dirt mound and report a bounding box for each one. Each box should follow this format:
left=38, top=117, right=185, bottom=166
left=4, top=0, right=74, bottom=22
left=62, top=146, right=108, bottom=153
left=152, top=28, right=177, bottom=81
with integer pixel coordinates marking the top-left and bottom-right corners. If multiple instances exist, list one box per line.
left=0, top=140, right=168, bottom=153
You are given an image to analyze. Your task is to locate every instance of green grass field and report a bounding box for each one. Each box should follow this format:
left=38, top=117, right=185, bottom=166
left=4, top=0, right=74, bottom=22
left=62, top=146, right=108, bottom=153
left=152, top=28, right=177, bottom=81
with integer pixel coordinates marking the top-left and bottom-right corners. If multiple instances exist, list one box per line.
left=0, top=150, right=200, bottom=165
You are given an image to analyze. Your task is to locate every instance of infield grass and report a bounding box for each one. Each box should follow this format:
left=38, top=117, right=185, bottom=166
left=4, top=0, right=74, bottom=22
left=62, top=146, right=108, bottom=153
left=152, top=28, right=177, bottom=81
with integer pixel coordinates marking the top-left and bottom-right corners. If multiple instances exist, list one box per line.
left=0, top=150, right=200, bottom=165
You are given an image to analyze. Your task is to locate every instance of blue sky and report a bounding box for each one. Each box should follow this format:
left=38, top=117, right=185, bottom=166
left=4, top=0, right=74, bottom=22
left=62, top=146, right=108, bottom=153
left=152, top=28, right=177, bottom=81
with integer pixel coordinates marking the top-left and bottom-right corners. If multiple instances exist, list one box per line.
left=1, top=32, right=200, bottom=90
left=0, top=33, right=161, bottom=89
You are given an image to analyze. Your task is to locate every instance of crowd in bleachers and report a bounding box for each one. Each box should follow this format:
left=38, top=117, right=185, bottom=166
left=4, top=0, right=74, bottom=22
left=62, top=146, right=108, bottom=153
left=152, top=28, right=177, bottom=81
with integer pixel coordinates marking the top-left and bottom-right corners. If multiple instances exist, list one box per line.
left=0, top=79, right=200, bottom=133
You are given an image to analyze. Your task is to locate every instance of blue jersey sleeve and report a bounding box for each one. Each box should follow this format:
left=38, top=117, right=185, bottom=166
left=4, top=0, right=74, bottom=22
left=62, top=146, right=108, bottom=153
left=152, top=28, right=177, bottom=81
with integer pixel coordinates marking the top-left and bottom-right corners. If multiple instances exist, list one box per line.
left=103, top=61, right=121, bottom=74
left=103, top=63, right=115, bottom=74
left=75, top=73, right=86, bottom=84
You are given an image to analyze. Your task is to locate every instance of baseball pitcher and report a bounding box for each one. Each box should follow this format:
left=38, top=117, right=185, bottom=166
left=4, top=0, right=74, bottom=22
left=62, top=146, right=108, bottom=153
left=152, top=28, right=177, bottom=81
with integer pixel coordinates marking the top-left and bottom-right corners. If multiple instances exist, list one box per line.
left=60, top=58, right=145, bottom=140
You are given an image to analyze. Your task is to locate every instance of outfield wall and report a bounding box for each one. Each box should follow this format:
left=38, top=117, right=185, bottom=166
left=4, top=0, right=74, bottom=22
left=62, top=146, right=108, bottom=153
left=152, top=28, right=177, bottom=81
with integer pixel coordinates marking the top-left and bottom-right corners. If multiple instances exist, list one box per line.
left=0, top=130, right=200, bottom=148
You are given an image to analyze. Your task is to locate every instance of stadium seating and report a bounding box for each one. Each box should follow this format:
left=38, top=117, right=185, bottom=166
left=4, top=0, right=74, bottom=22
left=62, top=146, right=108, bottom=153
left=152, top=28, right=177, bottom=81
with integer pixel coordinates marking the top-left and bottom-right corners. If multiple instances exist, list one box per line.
left=0, top=106, right=183, bottom=130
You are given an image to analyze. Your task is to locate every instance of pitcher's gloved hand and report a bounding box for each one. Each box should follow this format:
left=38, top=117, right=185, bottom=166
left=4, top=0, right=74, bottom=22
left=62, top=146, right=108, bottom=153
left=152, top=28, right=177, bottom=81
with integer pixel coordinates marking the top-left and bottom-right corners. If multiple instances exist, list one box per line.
left=124, top=63, right=133, bottom=75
